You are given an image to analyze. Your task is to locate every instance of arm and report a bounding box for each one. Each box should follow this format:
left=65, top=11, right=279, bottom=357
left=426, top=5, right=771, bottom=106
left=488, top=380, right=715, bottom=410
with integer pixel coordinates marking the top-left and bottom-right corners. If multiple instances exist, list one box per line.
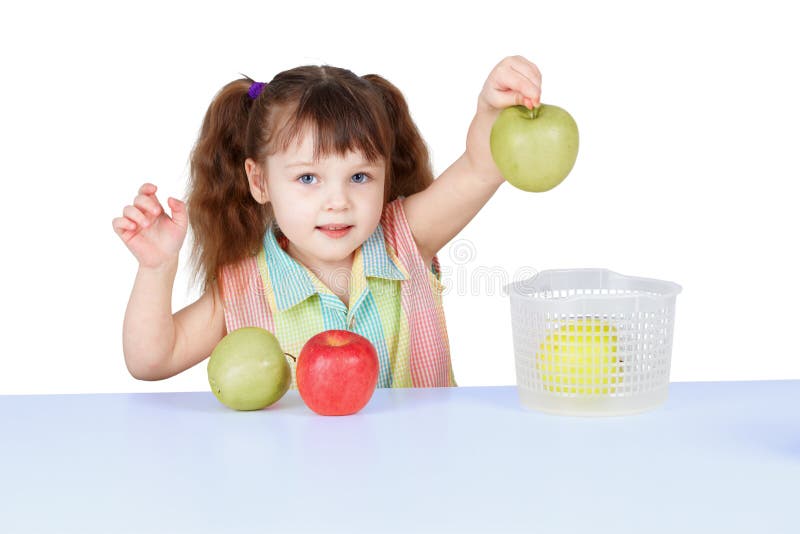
left=403, top=56, right=542, bottom=265
left=403, top=153, right=503, bottom=267
left=122, top=259, right=179, bottom=380
left=122, top=259, right=226, bottom=381
left=114, top=182, right=225, bottom=381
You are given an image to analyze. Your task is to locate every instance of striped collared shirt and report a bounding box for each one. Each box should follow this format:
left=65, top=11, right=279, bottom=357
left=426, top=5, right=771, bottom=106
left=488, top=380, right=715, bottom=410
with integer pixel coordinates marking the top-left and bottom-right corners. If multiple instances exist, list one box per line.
left=219, top=197, right=457, bottom=388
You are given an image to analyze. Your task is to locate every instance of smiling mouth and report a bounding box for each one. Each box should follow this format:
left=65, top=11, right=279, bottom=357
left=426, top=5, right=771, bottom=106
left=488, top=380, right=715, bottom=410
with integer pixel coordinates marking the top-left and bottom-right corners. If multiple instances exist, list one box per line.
left=316, top=225, right=353, bottom=231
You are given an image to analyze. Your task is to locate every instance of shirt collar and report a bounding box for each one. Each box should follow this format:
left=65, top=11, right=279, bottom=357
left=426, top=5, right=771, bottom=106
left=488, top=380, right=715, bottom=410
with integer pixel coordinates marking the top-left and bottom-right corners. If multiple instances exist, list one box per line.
left=264, top=222, right=408, bottom=311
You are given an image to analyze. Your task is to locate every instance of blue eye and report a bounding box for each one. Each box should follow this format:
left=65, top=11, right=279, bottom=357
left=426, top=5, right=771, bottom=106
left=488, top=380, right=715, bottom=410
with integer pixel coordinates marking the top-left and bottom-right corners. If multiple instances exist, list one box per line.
left=352, top=173, right=370, bottom=184
left=298, top=174, right=317, bottom=185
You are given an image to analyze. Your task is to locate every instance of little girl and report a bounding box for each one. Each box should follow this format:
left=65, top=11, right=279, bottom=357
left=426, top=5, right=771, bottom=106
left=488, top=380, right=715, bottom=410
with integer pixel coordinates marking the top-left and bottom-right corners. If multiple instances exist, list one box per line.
left=113, top=56, right=542, bottom=388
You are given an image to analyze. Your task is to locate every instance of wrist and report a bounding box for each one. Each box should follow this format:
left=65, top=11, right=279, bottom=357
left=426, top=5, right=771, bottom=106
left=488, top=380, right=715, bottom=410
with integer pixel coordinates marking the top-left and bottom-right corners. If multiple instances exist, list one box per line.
left=459, top=152, right=505, bottom=192
left=465, top=110, right=505, bottom=187
left=138, top=256, right=180, bottom=277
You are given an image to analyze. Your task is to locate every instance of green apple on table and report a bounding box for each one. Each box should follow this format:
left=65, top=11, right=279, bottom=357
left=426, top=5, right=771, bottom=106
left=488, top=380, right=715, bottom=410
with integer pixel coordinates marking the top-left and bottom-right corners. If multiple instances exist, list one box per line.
left=490, top=104, right=579, bottom=192
left=207, top=327, right=292, bottom=411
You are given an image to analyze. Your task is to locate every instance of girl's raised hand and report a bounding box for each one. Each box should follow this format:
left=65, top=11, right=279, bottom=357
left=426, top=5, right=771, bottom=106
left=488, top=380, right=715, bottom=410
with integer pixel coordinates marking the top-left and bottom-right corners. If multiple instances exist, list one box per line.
left=478, top=55, right=542, bottom=113
left=112, top=183, right=188, bottom=269
left=466, top=55, right=543, bottom=178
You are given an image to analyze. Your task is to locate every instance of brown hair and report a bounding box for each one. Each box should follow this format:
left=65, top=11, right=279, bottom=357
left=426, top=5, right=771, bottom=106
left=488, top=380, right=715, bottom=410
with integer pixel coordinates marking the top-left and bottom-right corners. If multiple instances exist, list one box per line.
left=187, top=65, right=434, bottom=297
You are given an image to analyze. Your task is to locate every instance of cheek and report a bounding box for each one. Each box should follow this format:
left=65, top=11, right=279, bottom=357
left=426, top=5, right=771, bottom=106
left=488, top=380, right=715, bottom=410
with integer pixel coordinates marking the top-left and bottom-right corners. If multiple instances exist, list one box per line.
left=269, top=189, right=313, bottom=227
left=365, top=192, right=386, bottom=227
left=356, top=185, right=384, bottom=211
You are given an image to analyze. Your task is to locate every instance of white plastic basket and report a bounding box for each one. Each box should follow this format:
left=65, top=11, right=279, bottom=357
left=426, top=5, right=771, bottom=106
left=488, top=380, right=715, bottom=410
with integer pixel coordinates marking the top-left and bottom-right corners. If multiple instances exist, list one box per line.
left=504, top=269, right=682, bottom=416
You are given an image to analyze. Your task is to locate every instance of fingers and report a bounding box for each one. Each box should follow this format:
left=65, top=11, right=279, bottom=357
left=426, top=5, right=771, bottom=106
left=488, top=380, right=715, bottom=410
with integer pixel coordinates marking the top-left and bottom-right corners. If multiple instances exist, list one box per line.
left=506, top=56, right=542, bottom=107
left=113, top=183, right=163, bottom=239
left=122, top=204, right=151, bottom=229
left=489, top=55, right=543, bottom=110
left=134, top=190, right=163, bottom=217
left=112, top=184, right=188, bottom=242
left=167, top=197, right=188, bottom=230
left=510, top=55, right=542, bottom=87
left=111, top=216, right=136, bottom=238
left=131, top=182, right=166, bottom=221
left=139, top=182, right=157, bottom=195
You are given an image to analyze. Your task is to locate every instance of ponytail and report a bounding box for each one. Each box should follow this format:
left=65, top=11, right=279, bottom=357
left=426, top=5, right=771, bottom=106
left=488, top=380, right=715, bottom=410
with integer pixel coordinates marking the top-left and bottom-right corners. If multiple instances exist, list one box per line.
left=187, top=77, right=271, bottom=294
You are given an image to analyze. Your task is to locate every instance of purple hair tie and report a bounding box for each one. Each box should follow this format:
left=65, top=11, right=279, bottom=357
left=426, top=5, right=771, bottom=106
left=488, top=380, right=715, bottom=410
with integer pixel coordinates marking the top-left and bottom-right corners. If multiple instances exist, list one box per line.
left=248, top=81, right=266, bottom=100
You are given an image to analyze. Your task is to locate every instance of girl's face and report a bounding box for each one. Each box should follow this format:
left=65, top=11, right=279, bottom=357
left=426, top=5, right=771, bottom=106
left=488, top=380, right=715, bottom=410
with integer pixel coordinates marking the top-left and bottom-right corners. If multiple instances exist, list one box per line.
left=247, top=127, right=386, bottom=274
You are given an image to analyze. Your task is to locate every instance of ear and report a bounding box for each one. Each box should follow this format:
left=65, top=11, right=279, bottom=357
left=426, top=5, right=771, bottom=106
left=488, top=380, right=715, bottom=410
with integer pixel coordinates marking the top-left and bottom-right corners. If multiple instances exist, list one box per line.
left=245, top=158, right=269, bottom=204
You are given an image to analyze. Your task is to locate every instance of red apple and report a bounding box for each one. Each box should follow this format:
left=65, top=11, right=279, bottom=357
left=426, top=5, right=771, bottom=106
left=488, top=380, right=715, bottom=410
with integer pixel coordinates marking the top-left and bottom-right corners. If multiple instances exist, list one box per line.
left=296, top=330, right=379, bottom=416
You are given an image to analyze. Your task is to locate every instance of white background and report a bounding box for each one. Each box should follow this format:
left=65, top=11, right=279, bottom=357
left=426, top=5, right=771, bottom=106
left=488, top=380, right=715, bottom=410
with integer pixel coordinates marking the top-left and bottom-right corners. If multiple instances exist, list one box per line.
left=1, top=0, right=798, bottom=395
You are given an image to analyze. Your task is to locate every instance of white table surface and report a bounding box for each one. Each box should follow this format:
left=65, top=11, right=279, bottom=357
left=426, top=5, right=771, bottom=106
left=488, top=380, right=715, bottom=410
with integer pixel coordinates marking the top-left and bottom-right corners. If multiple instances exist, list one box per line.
left=1, top=381, right=799, bottom=533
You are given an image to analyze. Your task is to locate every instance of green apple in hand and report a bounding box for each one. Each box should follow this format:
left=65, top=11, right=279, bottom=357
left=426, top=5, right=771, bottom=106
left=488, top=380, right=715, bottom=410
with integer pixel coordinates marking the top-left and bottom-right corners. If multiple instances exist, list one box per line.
left=490, top=104, right=579, bottom=192
left=207, top=327, right=292, bottom=411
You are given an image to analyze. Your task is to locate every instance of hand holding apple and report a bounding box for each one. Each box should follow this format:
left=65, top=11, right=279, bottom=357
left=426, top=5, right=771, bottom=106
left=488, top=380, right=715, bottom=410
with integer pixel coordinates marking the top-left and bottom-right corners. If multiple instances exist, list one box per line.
left=296, top=330, right=379, bottom=416
left=465, top=55, right=542, bottom=182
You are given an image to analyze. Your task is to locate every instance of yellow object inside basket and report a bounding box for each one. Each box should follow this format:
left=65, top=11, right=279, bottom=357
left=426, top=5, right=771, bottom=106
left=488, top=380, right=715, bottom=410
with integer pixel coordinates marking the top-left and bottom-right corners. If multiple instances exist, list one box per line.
left=536, top=318, right=622, bottom=395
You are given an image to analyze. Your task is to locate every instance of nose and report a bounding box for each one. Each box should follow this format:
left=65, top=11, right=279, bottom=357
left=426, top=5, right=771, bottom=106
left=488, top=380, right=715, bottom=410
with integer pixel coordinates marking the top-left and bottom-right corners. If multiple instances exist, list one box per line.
left=323, top=181, right=350, bottom=211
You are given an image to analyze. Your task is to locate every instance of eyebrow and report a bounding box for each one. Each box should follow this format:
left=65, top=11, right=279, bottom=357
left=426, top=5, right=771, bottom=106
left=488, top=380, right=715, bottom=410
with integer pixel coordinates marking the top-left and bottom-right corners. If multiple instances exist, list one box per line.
left=286, top=160, right=382, bottom=169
